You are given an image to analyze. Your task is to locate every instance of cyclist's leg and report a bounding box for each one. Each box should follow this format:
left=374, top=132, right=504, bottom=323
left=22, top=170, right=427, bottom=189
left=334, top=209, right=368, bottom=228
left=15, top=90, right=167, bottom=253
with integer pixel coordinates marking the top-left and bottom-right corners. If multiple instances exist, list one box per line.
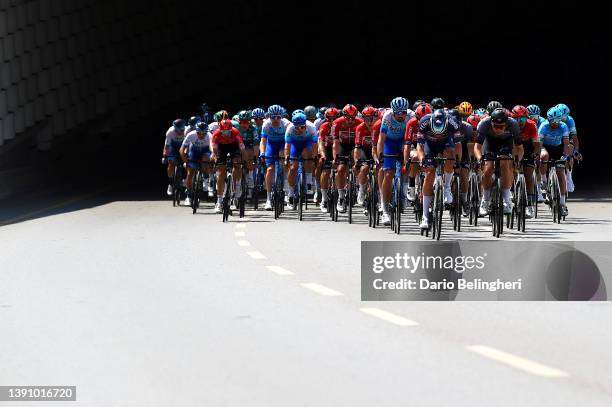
left=480, top=139, right=496, bottom=209
left=499, top=140, right=514, bottom=207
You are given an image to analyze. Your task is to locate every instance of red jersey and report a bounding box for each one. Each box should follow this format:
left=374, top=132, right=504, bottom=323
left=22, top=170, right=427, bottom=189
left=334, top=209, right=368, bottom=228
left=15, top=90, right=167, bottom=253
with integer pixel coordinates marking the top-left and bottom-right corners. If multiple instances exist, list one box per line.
left=404, top=117, right=420, bottom=144
left=519, top=119, right=538, bottom=143
left=212, top=128, right=244, bottom=145
left=318, top=121, right=333, bottom=147
left=355, top=121, right=381, bottom=148
left=330, top=117, right=363, bottom=145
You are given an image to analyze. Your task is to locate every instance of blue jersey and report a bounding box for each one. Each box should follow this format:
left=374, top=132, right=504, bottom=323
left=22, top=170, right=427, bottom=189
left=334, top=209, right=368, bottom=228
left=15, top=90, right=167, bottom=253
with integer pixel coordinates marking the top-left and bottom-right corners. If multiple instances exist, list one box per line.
left=261, top=118, right=291, bottom=143
left=538, top=121, right=569, bottom=147
left=380, top=109, right=414, bottom=141
left=563, top=115, right=577, bottom=135
left=285, top=122, right=317, bottom=145
left=533, top=116, right=546, bottom=129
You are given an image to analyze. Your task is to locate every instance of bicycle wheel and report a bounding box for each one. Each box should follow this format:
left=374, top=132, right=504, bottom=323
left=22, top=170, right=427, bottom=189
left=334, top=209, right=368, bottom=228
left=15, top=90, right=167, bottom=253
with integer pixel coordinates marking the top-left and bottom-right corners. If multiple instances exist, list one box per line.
left=192, top=171, right=201, bottom=214
left=298, top=172, right=304, bottom=221
left=252, top=166, right=260, bottom=211
left=173, top=166, right=181, bottom=207
left=222, top=173, right=233, bottom=222
left=394, top=177, right=402, bottom=234
left=519, top=176, right=527, bottom=232
left=496, top=179, right=504, bottom=237
left=551, top=171, right=561, bottom=224
left=452, top=175, right=461, bottom=232
left=370, top=173, right=378, bottom=228
left=239, top=174, right=247, bottom=218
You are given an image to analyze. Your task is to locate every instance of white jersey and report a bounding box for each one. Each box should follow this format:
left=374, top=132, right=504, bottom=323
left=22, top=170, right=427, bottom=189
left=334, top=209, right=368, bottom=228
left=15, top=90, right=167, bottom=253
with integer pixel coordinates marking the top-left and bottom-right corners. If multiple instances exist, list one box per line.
left=261, top=118, right=291, bottom=143
left=285, top=122, right=317, bottom=144
left=164, top=126, right=186, bottom=148
left=181, top=130, right=210, bottom=150
left=314, top=117, right=325, bottom=130
left=208, top=121, right=220, bottom=134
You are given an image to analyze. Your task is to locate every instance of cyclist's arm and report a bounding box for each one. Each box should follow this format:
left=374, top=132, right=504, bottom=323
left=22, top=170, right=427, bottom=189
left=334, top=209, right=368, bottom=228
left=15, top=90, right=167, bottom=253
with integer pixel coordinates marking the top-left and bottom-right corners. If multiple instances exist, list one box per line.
left=376, top=133, right=385, bottom=161
left=332, top=138, right=340, bottom=161
left=474, top=143, right=483, bottom=161
left=180, top=146, right=188, bottom=163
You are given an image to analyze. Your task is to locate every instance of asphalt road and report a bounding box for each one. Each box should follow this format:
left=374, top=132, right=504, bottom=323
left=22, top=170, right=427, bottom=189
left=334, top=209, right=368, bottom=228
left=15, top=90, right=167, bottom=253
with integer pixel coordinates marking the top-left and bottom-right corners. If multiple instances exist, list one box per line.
left=1, top=184, right=612, bottom=406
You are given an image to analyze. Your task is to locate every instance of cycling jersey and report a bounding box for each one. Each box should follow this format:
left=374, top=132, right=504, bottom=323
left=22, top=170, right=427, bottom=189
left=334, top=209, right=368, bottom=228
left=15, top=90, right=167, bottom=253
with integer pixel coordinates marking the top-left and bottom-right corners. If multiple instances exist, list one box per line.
left=318, top=121, right=334, bottom=147
left=331, top=117, right=363, bottom=145
left=164, top=126, right=186, bottom=156
left=404, top=117, right=420, bottom=145
left=518, top=119, right=539, bottom=143
left=314, top=117, right=325, bottom=130
left=234, top=122, right=258, bottom=147
left=182, top=130, right=211, bottom=167
left=211, top=128, right=244, bottom=145
left=285, top=122, right=317, bottom=158
left=538, top=121, right=569, bottom=147
left=563, top=115, right=577, bottom=135
left=261, top=118, right=291, bottom=143
left=208, top=122, right=220, bottom=134
left=380, top=109, right=414, bottom=141
left=477, top=117, right=521, bottom=158
left=456, top=120, right=473, bottom=144
left=417, top=115, right=461, bottom=144
left=355, top=121, right=381, bottom=148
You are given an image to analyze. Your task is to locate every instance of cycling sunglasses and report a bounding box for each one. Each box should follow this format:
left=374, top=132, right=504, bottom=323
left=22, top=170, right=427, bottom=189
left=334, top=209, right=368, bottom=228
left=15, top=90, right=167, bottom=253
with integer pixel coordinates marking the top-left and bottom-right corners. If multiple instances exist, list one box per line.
left=270, top=115, right=282, bottom=120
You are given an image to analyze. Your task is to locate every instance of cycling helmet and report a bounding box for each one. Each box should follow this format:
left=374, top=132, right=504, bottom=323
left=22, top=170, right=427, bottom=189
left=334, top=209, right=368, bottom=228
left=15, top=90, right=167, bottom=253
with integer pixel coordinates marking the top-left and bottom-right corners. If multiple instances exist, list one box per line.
left=172, top=118, right=186, bottom=131
left=526, top=104, right=540, bottom=117
left=491, top=108, right=509, bottom=124
left=430, top=109, right=449, bottom=134
left=219, top=119, right=234, bottom=131
left=361, top=106, right=378, bottom=119
left=195, top=121, right=208, bottom=133
left=475, top=107, right=488, bottom=116
left=304, top=106, right=317, bottom=121
left=547, top=106, right=563, bottom=123
left=467, top=114, right=481, bottom=129
left=292, top=109, right=305, bottom=117
left=281, top=107, right=288, bottom=118
left=458, top=101, right=473, bottom=117
left=251, top=108, right=265, bottom=119
left=556, top=103, right=570, bottom=118
left=487, top=101, right=503, bottom=114
left=268, top=105, right=284, bottom=117
left=412, top=100, right=425, bottom=110
left=292, top=113, right=307, bottom=126
left=390, top=97, right=409, bottom=113
left=231, top=114, right=239, bottom=122
left=213, top=110, right=228, bottom=123
left=431, top=97, right=445, bottom=110
left=188, top=116, right=201, bottom=127
left=238, top=110, right=252, bottom=121
left=342, top=104, right=359, bottom=118
left=318, top=106, right=327, bottom=119
left=415, top=104, right=432, bottom=120
left=511, top=105, right=528, bottom=119
left=325, top=107, right=340, bottom=120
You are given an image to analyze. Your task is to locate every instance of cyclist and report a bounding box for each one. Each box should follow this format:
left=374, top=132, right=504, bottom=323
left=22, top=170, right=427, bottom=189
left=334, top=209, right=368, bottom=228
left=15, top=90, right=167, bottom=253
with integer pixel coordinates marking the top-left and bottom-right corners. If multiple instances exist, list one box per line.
left=474, top=108, right=523, bottom=216
left=527, top=104, right=546, bottom=128
left=538, top=106, right=572, bottom=216
left=304, top=106, right=318, bottom=124
left=332, top=104, right=363, bottom=213
left=209, top=110, right=229, bottom=134
left=510, top=105, right=541, bottom=218
left=180, top=121, right=212, bottom=206
left=162, top=119, right=186, bottom=196
left=210, top=119, right=246, bottom=213
left=354, top=106, right=380, bottom=206
left=260, top=105, right=291, bottom=211
left=314, top=106, right=327, bottom=130
left=234, top=110, right=259, bottom=195
left=486, top=101, right=503, bottom=115
left=415, top=109, right=460, bottom=230
left=317, top=107, right=341, bottom=212
left=284, top=113, right=317, bottom=209
left=375, top=97, right=413, bottom=226
left=404, top=103, right=432, bottom=202
left=556, top=103, right=580, bottom=192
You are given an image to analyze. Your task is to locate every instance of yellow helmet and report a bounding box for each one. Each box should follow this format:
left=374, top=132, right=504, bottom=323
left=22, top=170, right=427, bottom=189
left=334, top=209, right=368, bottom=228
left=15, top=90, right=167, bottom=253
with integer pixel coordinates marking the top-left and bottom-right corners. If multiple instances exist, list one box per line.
left=458, top=101, right=473, bottom=117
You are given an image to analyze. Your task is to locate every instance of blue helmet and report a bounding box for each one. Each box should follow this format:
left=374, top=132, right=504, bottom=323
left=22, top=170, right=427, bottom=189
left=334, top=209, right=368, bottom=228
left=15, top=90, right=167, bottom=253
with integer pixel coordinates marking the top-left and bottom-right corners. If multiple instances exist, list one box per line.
left=390, top=97, right=409, bottom=113
left=195, top=121, right=208, bottom=133
left=251, top=108, right=265, bottom=119
left=430, top=109, right=448, bottom=134
left=292, top=109, right=305, bottom=117
left=556, top=103, right=570, bottom=118
left=292, top=113, right=307, bottom=126
left=267, top=105, right=284, bottom=117
left=172, top=118, right=186, bottom=131
left=526, top=104, right=540, bottom=117
left=547, top=107, right=564, bottom=123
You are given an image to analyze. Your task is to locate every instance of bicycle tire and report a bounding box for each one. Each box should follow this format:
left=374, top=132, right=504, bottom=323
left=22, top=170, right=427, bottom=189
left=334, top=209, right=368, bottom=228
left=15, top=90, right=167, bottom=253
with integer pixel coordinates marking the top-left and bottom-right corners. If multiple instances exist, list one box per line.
left=348, top=172, right=354, bottom=224
left=298, top=172, right=304, bottom=221
left=394, top=176, right=402, bottom=234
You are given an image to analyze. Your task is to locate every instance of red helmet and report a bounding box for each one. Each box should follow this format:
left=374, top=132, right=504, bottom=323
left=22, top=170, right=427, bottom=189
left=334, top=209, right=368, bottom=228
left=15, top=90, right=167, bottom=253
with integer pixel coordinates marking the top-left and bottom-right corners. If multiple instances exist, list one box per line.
left=342, top=104, right=358, bottom=118
left=511, top=105, right=528, bottom=119
left=467, top=114, right=481, bottom=130
left=219, top=119, right=233, bottom=131
left=415, top=104, right=433, bottom=120
left=361, top=106, right=378, bottom=119
left=325, top=107, right=340, bottom=120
